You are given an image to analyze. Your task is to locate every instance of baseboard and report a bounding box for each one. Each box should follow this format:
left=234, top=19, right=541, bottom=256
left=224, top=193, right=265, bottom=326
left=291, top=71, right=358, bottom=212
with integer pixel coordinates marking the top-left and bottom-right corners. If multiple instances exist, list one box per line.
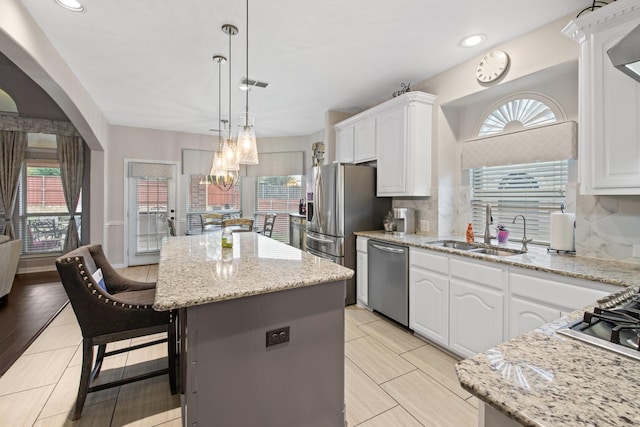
left=18, top=265, right=57, bottom=274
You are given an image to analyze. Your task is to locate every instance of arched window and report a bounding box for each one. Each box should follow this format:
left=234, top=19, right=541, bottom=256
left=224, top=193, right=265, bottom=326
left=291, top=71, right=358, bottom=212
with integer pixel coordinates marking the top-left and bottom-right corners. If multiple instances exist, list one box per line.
left=470, top=95, right=568, bottom=245
left=477, top=97, right=560, bottom=137
left=0, top=88, right=18, bottom=113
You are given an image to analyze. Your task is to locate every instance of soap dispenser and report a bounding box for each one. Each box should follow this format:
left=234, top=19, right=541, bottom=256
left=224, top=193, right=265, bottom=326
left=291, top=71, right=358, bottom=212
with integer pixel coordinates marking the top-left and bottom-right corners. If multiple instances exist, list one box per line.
left=466, top=223, right=474, bottom=243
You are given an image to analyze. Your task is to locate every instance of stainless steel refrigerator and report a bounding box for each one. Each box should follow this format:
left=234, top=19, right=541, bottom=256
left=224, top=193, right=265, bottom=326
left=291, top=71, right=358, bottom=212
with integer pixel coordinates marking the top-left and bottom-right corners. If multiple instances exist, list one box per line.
left=306, top=163, right=391, bottom=305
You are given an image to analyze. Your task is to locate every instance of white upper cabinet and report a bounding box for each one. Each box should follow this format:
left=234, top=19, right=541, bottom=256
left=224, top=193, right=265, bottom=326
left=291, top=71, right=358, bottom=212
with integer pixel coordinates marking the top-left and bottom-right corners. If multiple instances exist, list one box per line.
left=353, top=118, right=376, bottom=163
left=376, top=93, right=435, bottom=197
left=563, top=0, right=640, bottom=195
left=334, top=92, right=436, bottom=196
left=336, top=126, right=354, bottom=163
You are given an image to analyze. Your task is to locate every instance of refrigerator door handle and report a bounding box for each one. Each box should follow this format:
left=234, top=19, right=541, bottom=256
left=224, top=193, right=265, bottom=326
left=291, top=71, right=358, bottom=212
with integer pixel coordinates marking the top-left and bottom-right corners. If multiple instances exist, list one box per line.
left=371, top=243, right=405, bottom=254
left=315, top=167, right=324, bottom=233
left=307, top=233, right=335, bottom=244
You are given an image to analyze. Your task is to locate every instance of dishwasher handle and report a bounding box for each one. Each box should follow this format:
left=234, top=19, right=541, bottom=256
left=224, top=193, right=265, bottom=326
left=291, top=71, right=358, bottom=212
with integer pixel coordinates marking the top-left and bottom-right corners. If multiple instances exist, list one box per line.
left=371, top=243, right=406, bottom=254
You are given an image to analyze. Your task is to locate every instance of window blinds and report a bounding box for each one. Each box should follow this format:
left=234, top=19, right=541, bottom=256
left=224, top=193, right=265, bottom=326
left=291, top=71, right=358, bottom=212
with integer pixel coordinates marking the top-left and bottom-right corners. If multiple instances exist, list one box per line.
left=470, top=160, right=568, bottom=244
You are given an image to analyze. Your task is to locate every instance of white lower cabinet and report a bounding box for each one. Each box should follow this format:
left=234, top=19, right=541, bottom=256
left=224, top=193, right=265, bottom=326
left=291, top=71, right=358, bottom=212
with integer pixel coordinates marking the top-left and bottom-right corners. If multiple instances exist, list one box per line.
left=507, top=268, right=618, bottom=340
left=356, top=237, right=369, bottom=306
left=509, top=297, right=561, bottom=339
left=402, top=245, right=621, bottom=359
left=409, top=248, right=449, bottom=347
left=449, top=258, right=505, bottom=358
left=449, top=280, right=504, bottom=358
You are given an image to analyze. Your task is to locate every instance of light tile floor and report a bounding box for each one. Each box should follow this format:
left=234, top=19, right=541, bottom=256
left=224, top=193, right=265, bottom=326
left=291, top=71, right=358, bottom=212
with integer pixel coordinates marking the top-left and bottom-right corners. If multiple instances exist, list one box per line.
left=0, top=265, right=477, bottom=426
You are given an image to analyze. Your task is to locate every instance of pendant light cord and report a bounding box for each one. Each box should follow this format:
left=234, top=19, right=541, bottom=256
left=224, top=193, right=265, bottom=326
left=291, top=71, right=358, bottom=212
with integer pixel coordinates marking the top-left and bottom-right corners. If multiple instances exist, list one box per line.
left=218, top=59, right=222, bottom=150
left=228, top=26, right=232, bottom=140
left=245, top=0, right=249, bottom=122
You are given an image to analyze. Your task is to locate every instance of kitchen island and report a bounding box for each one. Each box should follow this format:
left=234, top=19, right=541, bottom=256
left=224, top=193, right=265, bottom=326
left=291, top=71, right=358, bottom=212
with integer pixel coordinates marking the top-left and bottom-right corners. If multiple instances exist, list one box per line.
left=154, top=232, right=353, bottom=426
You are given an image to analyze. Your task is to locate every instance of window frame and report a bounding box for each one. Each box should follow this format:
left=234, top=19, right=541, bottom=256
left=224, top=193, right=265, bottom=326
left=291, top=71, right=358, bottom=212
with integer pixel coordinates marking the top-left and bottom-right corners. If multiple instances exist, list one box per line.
left=470, top=95, right=568, bottom=245
left=18, top=147, right=83, bottom=255
left=254, top=175, right=303, bottom=243
left=184, top=174, right=242, bottom=234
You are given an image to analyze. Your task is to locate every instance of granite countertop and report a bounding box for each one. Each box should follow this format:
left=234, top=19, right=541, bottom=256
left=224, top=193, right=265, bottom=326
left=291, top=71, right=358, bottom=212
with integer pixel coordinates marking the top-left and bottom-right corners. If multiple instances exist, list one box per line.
left=154, top=232, right=353, bottom=311
left=456, top=299, right=640, bottom=426
left=355, top=231, right=640, bottom=425
left=355, top=230, right=640, bottom=289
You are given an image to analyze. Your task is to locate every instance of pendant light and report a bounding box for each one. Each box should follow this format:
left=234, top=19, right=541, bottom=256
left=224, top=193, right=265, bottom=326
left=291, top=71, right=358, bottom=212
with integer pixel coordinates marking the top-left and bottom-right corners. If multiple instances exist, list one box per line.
left=236, top=0, right=259, bottom=165
left=222, top=24, right=240, bottom=174
left=210, top=55, right=228, bottom=183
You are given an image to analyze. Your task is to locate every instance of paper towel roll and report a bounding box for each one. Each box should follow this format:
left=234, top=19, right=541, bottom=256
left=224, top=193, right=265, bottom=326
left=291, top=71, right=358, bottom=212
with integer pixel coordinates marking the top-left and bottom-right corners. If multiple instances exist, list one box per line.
left=550, top=212, right=575, bottom=251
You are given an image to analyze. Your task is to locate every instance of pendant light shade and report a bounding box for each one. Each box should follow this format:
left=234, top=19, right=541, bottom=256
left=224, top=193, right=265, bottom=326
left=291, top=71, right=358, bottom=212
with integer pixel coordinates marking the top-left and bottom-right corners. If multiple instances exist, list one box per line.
left=222, top=134, right=240, bottom=171
left=237, top=112, right=259, bottom=164
left=210, top=150, right=225, bottom=176
left=236, top=0, right=259, bottom=165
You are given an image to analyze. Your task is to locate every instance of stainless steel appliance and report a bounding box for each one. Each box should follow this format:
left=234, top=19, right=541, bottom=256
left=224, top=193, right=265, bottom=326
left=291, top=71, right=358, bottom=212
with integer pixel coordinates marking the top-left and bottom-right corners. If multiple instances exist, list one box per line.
left=288, top=213, right=306, bottom=249
left=306, top=164, right=391, bottom=305
left=393, top=207, right=415, bottom=234
left=559, top=287, right=640, bottom=361
left=367, top=240, right=409, bottom=326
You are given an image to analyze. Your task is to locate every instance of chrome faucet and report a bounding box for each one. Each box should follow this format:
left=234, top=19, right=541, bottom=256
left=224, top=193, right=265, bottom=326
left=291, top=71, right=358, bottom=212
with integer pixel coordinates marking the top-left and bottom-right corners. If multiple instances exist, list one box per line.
left=512, top=215, right=533, bottom=252
left=483, top=203, right=495, bottom=244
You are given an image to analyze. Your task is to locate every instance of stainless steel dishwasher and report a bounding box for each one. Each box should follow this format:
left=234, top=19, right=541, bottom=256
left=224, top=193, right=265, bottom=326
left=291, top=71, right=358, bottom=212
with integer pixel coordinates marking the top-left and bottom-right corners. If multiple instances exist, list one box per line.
left=367, top=240, right=409, bottom=327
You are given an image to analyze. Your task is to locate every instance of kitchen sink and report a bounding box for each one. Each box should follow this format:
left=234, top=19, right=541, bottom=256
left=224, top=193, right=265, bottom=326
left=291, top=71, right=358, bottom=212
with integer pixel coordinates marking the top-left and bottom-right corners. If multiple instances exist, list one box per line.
left=427, top=240, right=525, bottom=256
left=428, top=240, right=480, bottom=251
left=469, top=247, right=524, bottom=257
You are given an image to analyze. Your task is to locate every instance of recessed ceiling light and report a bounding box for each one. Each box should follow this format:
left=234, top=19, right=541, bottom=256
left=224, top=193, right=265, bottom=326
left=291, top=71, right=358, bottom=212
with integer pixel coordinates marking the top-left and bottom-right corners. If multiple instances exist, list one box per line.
left=55, top=0, right=85, bottom=12
left=460, top=34, right=487, bottom=48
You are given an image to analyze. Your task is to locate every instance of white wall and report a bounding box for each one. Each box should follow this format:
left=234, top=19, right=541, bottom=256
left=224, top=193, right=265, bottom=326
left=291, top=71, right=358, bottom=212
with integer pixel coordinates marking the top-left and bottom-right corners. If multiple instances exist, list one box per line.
left=106, top=127, right=314, bottom=265
left=393, top=13, right=581, bottom=237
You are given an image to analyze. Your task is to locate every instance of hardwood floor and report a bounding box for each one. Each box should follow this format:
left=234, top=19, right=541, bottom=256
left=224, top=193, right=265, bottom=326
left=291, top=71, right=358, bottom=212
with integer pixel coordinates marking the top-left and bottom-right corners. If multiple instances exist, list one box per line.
left=0, top=271, right=68, bottom=377
left=0, top=265, right=478, bottom=426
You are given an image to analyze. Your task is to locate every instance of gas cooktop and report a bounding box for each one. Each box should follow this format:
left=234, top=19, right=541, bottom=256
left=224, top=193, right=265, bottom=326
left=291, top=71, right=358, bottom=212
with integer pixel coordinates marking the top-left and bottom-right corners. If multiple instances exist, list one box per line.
left=558, top=287, right=640, bottom=361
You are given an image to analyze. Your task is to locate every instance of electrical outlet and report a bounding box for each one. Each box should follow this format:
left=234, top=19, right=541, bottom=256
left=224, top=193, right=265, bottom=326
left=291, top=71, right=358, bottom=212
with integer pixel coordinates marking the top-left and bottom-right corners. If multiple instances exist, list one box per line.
left=266, top=326, right=290, bottom=347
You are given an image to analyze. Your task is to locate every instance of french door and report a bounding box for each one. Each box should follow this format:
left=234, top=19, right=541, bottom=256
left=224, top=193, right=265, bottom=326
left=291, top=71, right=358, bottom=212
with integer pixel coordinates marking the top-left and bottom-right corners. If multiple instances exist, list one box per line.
left=126, top=160, right=177, bottom=266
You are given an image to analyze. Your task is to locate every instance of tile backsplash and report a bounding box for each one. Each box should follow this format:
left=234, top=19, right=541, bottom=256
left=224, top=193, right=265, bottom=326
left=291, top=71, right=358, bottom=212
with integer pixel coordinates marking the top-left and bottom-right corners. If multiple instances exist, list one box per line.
left=393, top=183, right=640, bottom=265
left=575, top=190, right=640, bottom=264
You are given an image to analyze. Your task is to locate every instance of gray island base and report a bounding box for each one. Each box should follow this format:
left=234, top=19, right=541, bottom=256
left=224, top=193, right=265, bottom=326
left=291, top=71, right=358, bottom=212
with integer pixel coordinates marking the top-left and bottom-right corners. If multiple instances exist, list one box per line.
left=154, top=232, right=353, bottom=426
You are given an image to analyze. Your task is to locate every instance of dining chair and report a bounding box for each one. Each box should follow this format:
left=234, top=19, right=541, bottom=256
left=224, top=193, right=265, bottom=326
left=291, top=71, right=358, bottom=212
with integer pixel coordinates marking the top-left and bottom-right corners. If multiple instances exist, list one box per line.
left=200, top=213, right=224, bottom=232
left=259, top=213, right=276, bottom=238
left=222, top=218, right=254, bottom=232
left=55, top=244, right=177, bottom=420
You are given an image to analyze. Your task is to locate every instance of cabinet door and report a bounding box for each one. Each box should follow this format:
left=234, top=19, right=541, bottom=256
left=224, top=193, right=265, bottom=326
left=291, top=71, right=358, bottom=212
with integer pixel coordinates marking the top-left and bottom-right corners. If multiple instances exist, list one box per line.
left=590, top=19, right=640, bottom=193
left=509, top=270, right=616, bottom=311
left=409, top=266, right=449, bottom=347
left=509, top=297, right=561, bottom=340
left=376, top=106, right=406, bottom=196
left=354, top=118, right=376, bottom=163
left=336, top=127, right=354, bottom=163
left=449, top=279, right=503, bottom=358
left=356, top=250, right=368, bottom=306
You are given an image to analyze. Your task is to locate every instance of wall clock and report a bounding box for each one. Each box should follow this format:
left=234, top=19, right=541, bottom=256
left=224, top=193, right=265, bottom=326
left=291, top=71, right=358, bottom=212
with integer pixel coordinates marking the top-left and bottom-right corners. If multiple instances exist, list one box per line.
left=476, top=50, right=510, bottom=83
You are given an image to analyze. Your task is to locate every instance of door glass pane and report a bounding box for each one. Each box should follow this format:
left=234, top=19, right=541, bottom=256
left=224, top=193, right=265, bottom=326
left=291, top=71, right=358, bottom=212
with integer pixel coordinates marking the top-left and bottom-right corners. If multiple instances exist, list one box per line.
left=134, top=177, right=169, bottom=254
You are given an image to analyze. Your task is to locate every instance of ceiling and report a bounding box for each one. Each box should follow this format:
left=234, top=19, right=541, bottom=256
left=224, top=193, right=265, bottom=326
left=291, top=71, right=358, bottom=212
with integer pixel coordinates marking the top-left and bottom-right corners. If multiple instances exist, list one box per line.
left=18, top=0, right=592, bottom=138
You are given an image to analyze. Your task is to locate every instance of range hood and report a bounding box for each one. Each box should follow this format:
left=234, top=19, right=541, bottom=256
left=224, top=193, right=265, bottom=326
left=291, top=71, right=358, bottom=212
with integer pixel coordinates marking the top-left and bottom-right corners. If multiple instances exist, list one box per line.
left=607, top=23, right=640, bottom=83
